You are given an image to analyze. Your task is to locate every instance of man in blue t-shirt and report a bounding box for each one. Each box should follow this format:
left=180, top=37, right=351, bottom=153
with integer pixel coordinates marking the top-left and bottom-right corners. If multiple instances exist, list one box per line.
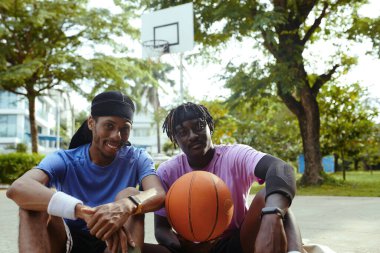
left=7, top=91, right=166, bottom=253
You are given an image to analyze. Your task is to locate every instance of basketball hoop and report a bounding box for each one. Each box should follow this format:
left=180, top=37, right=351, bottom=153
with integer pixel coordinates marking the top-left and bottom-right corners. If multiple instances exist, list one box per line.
left=142, top=39, right=170, bottom=61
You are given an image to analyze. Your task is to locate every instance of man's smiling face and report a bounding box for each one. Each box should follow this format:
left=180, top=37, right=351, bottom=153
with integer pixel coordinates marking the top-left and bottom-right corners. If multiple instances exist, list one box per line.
left=88, top=115, right=131, bottom=166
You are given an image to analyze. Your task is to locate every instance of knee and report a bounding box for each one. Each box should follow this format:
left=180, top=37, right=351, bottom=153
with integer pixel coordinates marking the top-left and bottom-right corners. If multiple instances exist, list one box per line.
left=19, top=208, right=49, bottom=224
left=115, top=187, right=139, bottom=201
left=19, top=208, right=48, bottom=219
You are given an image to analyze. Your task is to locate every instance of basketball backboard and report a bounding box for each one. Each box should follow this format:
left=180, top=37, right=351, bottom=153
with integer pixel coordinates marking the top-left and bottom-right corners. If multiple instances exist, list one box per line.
left=141, top=3, right=194, bottom=59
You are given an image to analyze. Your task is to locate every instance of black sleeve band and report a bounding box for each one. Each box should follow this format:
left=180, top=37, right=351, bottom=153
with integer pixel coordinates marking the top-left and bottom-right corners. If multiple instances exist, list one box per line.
left=255, top=155, right=296, bottom=204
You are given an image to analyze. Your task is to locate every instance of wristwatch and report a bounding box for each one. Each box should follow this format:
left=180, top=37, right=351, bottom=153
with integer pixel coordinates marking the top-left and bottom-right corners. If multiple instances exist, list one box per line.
left=128, top=195, right=143, bottom=215
left=261, top=207, right=286, bottom=220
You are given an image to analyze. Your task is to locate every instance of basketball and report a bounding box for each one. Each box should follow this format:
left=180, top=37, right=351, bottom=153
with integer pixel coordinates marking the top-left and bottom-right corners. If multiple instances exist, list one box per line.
left=165, top=171, right=234, bottom=242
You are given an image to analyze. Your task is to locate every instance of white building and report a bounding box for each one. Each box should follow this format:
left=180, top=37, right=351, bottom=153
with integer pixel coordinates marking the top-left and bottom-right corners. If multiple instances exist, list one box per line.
left=130, top=110, right=162, bottom=154
left=0, top=90, right=73, bottom=154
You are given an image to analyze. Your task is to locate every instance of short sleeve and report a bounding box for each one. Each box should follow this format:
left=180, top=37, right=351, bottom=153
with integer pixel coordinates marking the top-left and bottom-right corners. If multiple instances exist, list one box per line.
left=37, top=151, right=67, bottom=188
left=136, top=149, right=157, bottom=185
left=229, top=144, right=266, bottom=185
left=154, top=163, right=172, bottom=217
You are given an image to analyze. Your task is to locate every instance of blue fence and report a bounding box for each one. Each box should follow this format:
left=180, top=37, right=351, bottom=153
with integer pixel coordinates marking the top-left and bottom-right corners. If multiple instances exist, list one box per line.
left=298, top=154, right=334, bottom=173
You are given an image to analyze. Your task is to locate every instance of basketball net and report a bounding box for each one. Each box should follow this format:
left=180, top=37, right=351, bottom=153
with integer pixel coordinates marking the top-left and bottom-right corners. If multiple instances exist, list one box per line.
left=142, top=39, right=170, bottom=63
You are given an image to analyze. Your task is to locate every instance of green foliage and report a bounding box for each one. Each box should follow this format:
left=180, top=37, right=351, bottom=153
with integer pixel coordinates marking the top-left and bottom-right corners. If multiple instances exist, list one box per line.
left=231, top=96, right=302, bottom=162
left=0, top=153, right=44, bottom=184
left=197, top=98, right=301, bottom=163
left=348, top=15, right=380, bottom=57
left=296, top=171, right=380, bottom=197
left=0, top=0, right=161, bottom=153
left=141, top=0, right=379, bottom=185
left=251, top=171, right=380, bottom=197
left=319, top=83, right=379, bottom=171
left=16, top=143, right=28, bottom=153
left=200, top=100, right=238, bottom=144
left=162, top=140, right=178, bottom=156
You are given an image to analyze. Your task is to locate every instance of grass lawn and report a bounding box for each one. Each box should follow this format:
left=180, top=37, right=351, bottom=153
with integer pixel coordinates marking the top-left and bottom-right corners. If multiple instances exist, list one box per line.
left=250, top=170, right=380, bottom=197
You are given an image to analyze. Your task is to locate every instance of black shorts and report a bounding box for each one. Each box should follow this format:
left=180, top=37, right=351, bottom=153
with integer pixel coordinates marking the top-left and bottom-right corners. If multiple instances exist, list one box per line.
left=163, top=230, right=243, bottom=253
left=69, top=228, right=107, bottom=253
left=210, top=230, right=243, bottom=253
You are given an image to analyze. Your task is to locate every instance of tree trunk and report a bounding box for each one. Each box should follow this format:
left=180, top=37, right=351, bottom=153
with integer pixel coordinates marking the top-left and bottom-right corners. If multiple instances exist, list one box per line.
left=156, top=121, right=161, bottom=153
left=297, top=97, right=324, bottom=185
left=28, top=95, right=38, bottom=153
left=334, top=153, right=339, bottom=172
left=341, top=150, right=346, bottom=181
left=281, top=85, right=324, bottom=185
left=354, top=159, right=359, bottom=171
left=153, top=87, right=161, bottom=153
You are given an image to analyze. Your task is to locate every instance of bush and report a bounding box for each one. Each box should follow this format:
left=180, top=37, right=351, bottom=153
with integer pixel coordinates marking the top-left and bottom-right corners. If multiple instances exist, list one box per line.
left=16, top=143, right=28, bottom=153
left=0, top=153, right=44, bottom=184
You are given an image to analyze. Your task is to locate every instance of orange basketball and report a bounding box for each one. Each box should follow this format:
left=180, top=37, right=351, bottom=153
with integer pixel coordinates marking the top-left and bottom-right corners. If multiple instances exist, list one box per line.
left=165, top=171, right=234, bottom=242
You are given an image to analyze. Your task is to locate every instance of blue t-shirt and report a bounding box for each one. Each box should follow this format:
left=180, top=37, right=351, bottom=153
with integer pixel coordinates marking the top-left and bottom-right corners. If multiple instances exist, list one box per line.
left=37, top=143, right=156, bottom=231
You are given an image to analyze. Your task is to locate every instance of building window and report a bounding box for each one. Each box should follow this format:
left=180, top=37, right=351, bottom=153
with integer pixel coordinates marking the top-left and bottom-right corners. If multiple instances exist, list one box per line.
left=0, top=115, right=17, bottom=137
left=36, top=97, right=49, bottom=121
left=24, top=116, right=30, bottom=134
left=0, top=90, right=18, bottom=109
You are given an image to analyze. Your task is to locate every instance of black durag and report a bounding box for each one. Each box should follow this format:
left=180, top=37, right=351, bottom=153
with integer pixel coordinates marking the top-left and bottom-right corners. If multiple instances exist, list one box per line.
left=69, top=91, right=135, bottom=149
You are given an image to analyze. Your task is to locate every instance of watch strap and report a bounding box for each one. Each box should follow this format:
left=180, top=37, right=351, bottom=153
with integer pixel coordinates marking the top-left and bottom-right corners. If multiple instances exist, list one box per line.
left=261, top=207, right=286, bottom=220
left=128, top=195, right=143, bottom=215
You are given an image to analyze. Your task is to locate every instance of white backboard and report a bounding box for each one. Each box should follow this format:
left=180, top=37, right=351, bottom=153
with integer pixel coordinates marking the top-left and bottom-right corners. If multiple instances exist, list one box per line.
left=141, top=3, right=194, bottom=59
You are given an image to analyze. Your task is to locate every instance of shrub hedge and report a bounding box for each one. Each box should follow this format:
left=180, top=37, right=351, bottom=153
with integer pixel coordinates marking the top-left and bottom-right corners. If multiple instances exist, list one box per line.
left=0, top=153, right=44, bottom=184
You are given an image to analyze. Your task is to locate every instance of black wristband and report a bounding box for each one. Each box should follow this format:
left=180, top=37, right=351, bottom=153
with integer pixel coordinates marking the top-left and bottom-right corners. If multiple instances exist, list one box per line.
left=128, top=195, right=143, bottom=215
left=261, top=207, right=286, bottom=220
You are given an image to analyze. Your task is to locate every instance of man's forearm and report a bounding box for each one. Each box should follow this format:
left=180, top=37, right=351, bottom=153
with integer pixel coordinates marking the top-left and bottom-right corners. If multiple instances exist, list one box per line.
left=284, top=210, right=304, bottom=252
left=265, top=193, right=291, bottom=210
left=132, top=187, right=166, bottom=214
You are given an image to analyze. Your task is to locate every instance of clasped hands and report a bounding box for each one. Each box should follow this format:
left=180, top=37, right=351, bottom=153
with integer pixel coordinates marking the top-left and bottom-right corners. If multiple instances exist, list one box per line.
left=76, top=199, right=135, bottom=253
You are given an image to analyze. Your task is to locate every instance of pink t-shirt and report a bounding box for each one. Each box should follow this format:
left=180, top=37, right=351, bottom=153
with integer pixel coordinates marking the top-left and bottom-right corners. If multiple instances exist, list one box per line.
left=155, top=144, right=266, bottom=232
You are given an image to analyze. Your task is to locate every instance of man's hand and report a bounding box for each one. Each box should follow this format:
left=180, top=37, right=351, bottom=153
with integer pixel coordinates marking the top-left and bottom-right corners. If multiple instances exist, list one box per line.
left=106, top=227, right=136, bottom=253
left=254, top=214, right=287, bottom=253
left=75, top=204, right=95, bottom=222
left=78, top=204, right=135, bottom=253
left=85, top=199, right=133, bottom=241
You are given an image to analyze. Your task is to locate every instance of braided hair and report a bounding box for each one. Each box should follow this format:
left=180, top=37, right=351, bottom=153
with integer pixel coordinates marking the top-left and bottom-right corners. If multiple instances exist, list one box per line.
left=162, top=102, right=214, bottom=147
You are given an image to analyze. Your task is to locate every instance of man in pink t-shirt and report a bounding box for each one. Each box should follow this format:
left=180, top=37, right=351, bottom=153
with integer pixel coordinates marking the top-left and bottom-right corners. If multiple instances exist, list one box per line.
left=154, top=102, right=304, bottom=253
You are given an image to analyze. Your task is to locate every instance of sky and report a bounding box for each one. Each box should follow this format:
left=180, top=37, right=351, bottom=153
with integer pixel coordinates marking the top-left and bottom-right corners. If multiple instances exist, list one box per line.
left=81, top=0, right=380, bottom=111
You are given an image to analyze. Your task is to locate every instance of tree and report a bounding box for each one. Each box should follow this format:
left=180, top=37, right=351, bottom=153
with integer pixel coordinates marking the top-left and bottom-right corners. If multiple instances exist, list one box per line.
left=319, top=83, right=379, bottom=179
left=0, top=0, right=155, bottom=153
left=362, top=124, right=380, bottom=172
left=142, top=0, right=378, bottom=185
left=201, top=100, right=238, bottom=145
left=200, top=98, right=301, bottom=164
left=232, top=96, right=302, bottom=164
left=132, top=61, right=174, bottom=153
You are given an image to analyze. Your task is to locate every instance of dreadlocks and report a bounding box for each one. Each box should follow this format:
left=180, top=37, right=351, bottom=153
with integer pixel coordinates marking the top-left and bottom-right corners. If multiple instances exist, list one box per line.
left=162, top=102, right=214, bottom=146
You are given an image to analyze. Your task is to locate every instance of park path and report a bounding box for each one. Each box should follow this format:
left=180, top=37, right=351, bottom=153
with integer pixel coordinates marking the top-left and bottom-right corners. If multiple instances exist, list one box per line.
left=1, top=190, right=379, bottom=253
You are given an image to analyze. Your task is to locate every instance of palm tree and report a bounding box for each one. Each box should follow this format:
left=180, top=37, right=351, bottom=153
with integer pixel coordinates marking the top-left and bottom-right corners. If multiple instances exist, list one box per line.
left=133, top=62, right=174, bottom=153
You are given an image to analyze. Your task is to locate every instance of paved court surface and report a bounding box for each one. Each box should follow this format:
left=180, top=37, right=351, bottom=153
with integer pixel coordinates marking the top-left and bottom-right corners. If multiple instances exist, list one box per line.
left=1, top=190, right=379, bottom=253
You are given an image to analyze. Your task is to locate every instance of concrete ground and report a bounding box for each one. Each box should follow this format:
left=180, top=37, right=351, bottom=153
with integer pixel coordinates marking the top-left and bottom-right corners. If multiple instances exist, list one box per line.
left=1, top=190, right=379, bottom=253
